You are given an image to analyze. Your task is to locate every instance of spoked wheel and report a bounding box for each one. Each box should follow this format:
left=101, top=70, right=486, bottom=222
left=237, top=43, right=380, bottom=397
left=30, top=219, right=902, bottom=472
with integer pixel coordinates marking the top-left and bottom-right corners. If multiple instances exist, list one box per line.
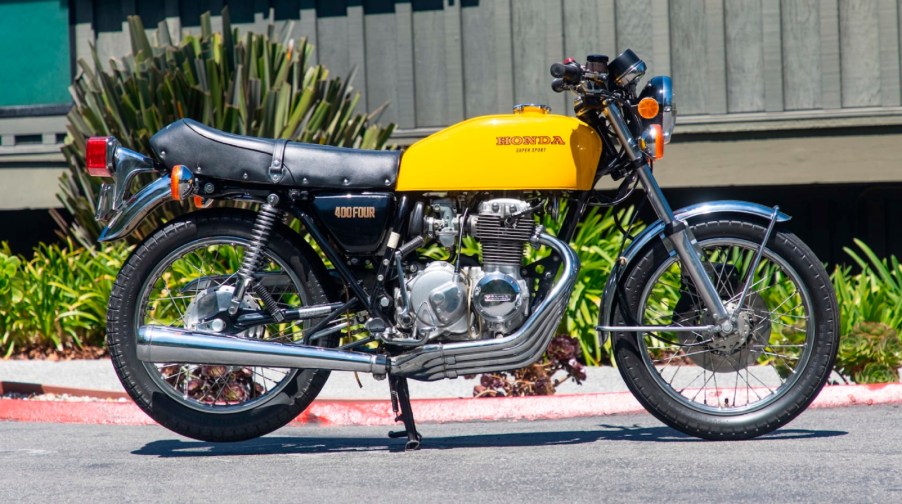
left=107, top=209, right=336, bottom=442
left=612, top=219, right=839, bottom=440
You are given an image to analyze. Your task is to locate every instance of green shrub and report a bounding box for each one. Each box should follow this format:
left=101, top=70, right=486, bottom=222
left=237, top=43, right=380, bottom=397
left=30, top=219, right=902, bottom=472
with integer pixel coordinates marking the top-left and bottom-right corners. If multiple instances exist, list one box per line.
left=837, top=322, right=901, bottom=383
left=831, top=239, right=902, bottom=383
left=58, top=7, right=396, bottom=248
left=0, top=241, right=131, bottom=356
left=561, top=206, right=644, bottom=365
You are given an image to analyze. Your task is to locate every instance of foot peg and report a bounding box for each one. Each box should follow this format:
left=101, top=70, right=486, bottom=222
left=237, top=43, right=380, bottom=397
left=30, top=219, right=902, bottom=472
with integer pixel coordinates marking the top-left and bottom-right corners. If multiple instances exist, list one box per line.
left=388, top=375, right=421, bottom=450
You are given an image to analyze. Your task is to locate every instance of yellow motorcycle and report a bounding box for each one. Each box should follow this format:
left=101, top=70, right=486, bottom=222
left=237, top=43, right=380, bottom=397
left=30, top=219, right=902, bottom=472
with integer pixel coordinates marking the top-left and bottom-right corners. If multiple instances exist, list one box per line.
left=87, top=49, right=838, bottom=449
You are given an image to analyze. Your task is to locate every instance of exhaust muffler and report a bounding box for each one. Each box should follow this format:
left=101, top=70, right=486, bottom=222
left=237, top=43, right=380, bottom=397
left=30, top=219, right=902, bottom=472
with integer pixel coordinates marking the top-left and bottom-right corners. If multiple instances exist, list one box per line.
left=136, top=325, right=388, bottom=374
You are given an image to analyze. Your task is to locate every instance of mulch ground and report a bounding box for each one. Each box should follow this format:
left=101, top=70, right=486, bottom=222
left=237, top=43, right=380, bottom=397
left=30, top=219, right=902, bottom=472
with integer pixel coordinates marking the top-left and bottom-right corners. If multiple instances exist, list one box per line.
left=5, top=345, right=107, bottom=361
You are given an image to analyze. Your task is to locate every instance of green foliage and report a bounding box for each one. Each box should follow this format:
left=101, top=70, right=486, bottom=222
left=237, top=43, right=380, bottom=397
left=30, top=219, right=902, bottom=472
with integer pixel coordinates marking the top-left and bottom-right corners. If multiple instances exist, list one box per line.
left=0, top=248, right=20, bottom=296
left=57, top=7, right=396, bottom=248
left=834, top=239, right=902, bottom=335
left=831, top=239, right=902, bottom=383
left=562, top=206, right=644, bottom=365
left=0, top=242, right=131, bottom=356
left=837, top=322, right=901, bottom=383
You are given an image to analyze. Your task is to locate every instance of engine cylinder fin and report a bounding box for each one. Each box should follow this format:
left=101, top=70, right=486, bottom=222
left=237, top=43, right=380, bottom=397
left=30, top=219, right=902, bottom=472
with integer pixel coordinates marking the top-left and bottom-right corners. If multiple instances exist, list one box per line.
left=475, top=216, right=535, bottom=267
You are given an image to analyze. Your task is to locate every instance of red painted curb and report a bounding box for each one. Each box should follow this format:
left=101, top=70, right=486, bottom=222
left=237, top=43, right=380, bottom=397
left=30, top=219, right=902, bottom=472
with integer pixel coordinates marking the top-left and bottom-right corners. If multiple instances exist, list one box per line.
left=2, top=383, right=901, bottom=427
left=0, top=398, right=153, bottom=425
left=0, top=381, right=129, bottom=400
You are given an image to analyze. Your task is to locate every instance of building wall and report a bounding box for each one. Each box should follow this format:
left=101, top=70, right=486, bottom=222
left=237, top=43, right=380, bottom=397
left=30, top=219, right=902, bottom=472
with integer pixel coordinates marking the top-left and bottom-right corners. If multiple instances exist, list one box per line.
left=68, top=0, right=902, bottom=132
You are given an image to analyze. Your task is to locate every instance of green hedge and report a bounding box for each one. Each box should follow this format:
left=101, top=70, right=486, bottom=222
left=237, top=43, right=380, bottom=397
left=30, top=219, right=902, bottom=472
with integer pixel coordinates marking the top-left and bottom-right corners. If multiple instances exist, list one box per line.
left=0, top=242, right=130, bottom=356
left=3, top=236, right=902, bottom=383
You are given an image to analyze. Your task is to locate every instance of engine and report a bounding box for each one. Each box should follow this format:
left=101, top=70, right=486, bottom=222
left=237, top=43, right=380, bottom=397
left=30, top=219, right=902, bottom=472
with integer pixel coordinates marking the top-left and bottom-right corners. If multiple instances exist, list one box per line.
left=395, top=198, right=535, bottom=342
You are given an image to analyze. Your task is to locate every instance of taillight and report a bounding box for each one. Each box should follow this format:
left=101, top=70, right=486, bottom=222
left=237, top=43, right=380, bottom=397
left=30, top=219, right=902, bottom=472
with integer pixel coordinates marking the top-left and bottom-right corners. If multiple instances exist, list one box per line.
left=86, top=136, right=117, bottom=177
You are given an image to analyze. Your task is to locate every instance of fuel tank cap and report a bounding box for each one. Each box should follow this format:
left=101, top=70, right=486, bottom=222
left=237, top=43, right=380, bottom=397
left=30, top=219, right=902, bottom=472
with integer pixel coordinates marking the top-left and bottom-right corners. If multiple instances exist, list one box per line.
left=513, top=103, right=551, bottom=115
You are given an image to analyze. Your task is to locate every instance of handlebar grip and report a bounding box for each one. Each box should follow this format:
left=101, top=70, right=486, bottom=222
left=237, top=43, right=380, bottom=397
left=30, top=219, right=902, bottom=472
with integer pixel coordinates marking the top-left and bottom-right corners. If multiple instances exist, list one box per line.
left=550, top=62, right=582, bottom=83
left=551, top=78, right=566, bottom=93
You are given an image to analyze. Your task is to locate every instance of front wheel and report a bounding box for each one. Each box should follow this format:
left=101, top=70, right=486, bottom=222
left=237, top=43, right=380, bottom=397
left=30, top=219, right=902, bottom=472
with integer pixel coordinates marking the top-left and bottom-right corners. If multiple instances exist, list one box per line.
left=612, top=218, right=839, bottom=440
left=107, top=209, right=335, bottom=442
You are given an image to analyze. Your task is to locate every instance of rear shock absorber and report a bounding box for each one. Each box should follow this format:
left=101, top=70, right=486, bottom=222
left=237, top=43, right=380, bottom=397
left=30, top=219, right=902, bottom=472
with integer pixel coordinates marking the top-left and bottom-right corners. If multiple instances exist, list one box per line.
left=229, top=194, right=283, bottom=316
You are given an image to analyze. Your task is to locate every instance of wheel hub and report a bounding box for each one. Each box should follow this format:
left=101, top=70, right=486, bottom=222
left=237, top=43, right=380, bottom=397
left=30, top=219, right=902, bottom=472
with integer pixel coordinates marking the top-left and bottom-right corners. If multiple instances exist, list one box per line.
left=677, top=295, right=772, bottom=372
left=183, top=286, right=264, bottom=338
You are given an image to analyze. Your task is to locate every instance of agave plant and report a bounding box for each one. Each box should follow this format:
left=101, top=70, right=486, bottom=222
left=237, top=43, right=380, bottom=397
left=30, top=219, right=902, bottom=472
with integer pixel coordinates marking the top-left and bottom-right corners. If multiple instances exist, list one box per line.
left=56, top=7, right=396, bottom=248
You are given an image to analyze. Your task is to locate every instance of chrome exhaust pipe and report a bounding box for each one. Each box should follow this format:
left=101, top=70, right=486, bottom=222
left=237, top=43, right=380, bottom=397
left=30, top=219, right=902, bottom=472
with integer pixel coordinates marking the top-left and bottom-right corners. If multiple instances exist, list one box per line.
left=390, top=231, right=579, bottom=381
left=137, top=325, right=388, bottom=374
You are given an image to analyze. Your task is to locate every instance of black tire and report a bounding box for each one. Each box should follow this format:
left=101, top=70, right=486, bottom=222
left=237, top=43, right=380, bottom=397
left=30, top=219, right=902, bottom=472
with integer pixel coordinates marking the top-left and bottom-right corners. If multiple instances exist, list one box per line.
left=107, top=208, right=335, bottom=442
left=612, top=218, right=839, bottom=440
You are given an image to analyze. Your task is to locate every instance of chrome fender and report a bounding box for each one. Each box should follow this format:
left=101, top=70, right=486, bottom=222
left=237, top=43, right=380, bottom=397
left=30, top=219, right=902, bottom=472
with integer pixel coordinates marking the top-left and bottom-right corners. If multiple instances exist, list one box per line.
left=98, top=175, right=172, bottom=242
left=597, top=200, right=791, bottom=337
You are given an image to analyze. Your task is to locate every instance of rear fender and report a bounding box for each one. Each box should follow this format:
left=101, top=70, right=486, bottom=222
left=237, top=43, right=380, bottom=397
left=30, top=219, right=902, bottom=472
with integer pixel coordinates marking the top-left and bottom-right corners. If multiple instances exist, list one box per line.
left=98, top=175, right=172, bottom=242
left=597, top=200, right=791, bottom=338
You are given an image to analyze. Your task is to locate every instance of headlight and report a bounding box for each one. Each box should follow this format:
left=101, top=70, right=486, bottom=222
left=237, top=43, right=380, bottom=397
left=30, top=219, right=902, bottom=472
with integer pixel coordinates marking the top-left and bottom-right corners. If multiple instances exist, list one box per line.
left=638, top=76, right=676, bottom=144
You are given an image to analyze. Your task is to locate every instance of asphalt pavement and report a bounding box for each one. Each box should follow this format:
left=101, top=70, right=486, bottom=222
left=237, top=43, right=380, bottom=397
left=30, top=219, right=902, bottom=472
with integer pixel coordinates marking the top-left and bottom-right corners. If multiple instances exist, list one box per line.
left=2, top=406, right=901, bottom=503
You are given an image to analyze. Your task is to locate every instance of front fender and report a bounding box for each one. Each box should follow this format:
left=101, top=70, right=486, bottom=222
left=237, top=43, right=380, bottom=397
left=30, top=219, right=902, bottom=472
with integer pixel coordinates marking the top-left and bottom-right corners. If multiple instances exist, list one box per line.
left=597, top=200, right=791, bottom=336
left=98, top=175, right=172, bottom=242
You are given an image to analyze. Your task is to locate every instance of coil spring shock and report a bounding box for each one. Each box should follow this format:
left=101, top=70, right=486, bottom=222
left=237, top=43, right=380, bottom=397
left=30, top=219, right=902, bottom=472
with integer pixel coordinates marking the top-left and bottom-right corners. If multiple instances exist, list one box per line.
left=229, top=196, right=283, bottom=315
left=254, top=283, right=285, bottom=322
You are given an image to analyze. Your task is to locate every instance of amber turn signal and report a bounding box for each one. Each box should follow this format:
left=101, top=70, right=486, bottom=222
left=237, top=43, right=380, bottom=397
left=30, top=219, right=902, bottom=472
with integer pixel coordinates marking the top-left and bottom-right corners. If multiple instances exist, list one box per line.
left=650, top=124, right=664, bottom=159
left=637, top=97, right=660, bottom=119
left=170, top=165, right=194, bottom=200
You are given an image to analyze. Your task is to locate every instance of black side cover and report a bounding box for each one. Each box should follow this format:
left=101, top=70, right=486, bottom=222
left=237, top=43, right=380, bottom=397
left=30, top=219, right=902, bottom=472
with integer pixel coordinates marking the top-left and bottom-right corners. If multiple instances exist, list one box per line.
left=312, top=193, right=394, bottom=254
left=149, top=119, right=400, bottom=189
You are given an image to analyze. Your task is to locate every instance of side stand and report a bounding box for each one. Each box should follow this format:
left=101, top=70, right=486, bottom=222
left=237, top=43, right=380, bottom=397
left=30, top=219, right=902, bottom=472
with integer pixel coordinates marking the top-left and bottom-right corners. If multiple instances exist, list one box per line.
left=388, top=375, right=422, bottom=451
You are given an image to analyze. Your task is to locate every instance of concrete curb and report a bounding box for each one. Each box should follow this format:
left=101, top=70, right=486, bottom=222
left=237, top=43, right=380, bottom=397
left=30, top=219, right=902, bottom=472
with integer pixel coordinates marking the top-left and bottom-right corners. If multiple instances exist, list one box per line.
left=2, top=383, right=901, bottom=427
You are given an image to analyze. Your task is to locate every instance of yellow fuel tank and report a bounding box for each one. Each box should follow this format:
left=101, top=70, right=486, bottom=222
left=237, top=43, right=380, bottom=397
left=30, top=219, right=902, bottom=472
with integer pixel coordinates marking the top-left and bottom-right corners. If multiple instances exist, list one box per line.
left=396, top=106, right=602, bottom=191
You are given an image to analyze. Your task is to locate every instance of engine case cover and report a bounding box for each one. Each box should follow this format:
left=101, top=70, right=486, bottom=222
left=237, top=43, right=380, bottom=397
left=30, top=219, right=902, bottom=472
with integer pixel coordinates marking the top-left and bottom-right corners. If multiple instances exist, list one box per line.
left=401, top=261, right=470, bottom=339
left=473, top=273, right=523, bottom=322
left=470, top=267, right=529, bottom=334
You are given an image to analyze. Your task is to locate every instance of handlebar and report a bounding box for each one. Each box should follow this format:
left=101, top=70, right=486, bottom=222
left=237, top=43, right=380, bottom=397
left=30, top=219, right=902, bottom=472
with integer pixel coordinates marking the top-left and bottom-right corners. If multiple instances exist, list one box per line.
left=550, top=62, right=582, bottom=84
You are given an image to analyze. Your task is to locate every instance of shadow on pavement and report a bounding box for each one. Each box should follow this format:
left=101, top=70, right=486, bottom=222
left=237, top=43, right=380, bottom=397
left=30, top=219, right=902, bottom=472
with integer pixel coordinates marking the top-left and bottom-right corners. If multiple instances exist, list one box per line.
left=133, top=424, right=846, bottom=457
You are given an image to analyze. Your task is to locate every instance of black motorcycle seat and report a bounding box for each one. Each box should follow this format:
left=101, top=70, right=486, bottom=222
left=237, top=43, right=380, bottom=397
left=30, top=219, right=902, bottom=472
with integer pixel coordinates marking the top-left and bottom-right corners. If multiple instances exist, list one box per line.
left=149, top=119, right=400, bottom=189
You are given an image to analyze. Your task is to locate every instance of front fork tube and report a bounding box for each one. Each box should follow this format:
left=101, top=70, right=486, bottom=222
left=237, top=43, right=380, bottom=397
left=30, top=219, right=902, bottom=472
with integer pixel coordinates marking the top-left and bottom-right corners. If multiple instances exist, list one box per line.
left=636, top=164, right=732, bottom=329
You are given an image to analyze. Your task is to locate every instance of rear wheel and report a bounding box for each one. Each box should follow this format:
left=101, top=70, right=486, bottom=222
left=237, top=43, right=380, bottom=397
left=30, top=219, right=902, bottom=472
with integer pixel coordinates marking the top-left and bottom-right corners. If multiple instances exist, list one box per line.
left=612, top=219, right=839, bottom=439
left=107, top=209, right=335, bottom=442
